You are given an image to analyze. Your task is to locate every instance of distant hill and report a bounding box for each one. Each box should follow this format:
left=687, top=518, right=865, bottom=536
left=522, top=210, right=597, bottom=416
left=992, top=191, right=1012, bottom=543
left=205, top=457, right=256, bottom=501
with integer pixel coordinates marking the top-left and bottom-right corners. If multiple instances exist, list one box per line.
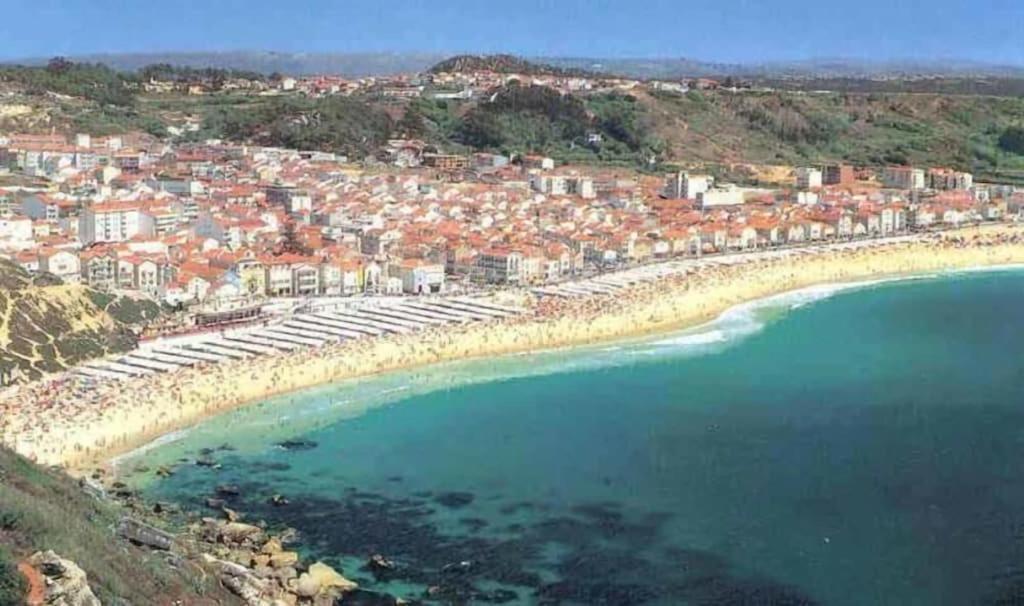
left=0, top=259, right=161, bottom=382
left=429, top=54, right=594, bottom=77
left=7, top=51, right=1024, bottom=80
left=8, top=51, right=448, bottom=78
left=547, top=57, right=1024, bottom=80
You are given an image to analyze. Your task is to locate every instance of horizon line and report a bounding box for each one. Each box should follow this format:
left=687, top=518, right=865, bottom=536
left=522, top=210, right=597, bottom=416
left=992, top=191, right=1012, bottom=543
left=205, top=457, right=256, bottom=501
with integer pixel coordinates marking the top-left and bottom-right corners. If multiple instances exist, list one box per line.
left=1, top=49, right=1023, bottom=70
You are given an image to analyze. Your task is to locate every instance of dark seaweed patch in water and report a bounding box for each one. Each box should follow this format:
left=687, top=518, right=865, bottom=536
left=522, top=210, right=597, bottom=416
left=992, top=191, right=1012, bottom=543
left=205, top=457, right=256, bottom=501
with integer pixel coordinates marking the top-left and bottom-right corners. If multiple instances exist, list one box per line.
left=341, top=589, right=409, bottom=605
left=499, top=501, right=536, bottom=515
left=434, top=492, right=475, bottom=509
left=459, top=517, right=488, bottom=532
left=174, top=461, right=819, bottom=605
left=537, top=580, right=656, bottom=605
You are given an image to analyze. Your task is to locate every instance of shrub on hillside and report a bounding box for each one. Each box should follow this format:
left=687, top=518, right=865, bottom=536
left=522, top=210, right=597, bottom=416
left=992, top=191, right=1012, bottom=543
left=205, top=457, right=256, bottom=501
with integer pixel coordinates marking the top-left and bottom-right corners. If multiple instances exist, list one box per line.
left=0, top=547, right=26, bottom=605
left=998, top=126, right=1024, bottom=155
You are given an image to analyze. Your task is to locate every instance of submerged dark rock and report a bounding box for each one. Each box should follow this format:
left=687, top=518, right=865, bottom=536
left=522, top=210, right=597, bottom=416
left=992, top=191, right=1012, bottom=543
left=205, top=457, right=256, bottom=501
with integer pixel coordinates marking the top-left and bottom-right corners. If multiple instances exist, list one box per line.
left=441, top=560, right=474, bottom=575
left=215, top=484, right=241, bottom=497
left=434, top=492, right=475, bottom=509
left=474, top=588, right=519, bottom=603
left=276, top=439, right=318, bottom=451
left=367, top=554, right=396, bottom=573
left=363, top=554, right=399, bottom=581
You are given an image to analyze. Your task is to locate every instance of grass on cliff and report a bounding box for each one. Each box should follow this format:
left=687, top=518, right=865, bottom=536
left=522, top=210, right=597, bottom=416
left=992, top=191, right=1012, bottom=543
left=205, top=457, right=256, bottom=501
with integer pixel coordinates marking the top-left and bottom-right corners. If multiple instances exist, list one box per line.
left=0, top=447, right=239, bottom=605
left=0, top=546, right=24, bottom=606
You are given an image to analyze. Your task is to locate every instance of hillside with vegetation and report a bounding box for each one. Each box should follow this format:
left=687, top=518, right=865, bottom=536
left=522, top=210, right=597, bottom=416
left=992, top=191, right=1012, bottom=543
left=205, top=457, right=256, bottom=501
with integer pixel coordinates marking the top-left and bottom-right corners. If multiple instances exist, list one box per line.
left=0, top=259, right=161, bottom=382
left=3, top=59, right=1024, bottom=180
left=640, top=88, right=1024, bottom=182
left=436, top=83, right=659, bottom=164
left=429, top=54, right=593, bottom=77
left=0, top=446, right=239, bottom=605
left=190, top=95, right=395, bottom=158
left=133, top=84, right=1024, bottom=181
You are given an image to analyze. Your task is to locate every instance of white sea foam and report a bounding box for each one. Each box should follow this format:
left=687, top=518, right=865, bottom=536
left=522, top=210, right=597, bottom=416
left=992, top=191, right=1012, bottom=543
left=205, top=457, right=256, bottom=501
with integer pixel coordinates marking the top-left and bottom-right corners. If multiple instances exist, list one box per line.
left=634, top=276, right=907, bottom=359
left=111, top=427, right=192, bottom=470
left=650, top=329, right=728, bottom=348
left=379, top=385, right=410, bottom=396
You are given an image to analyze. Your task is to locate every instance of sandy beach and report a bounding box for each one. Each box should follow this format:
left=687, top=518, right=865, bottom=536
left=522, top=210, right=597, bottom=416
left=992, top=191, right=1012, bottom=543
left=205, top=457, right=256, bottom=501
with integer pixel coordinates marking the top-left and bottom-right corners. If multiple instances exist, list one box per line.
left=5, top=223, right=1024, bottom=473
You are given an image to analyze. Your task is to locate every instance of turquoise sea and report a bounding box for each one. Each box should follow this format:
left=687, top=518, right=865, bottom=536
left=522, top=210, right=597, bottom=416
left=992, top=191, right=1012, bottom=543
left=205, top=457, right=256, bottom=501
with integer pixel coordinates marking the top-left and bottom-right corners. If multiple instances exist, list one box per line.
left=123, top=269, right=1024, bottom=605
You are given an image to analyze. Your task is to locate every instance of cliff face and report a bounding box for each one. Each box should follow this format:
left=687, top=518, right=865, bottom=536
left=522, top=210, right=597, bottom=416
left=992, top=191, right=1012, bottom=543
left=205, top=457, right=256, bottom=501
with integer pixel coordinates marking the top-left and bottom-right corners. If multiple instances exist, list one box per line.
left=0, top=447, right=241, bottom=604
left=0, top=260, right=161, bottom=382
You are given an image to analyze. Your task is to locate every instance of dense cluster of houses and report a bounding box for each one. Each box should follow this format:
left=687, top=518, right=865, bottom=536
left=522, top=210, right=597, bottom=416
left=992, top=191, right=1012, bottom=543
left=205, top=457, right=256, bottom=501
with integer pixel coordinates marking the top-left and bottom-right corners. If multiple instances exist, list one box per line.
left=139, top=63, right=695, bottom=103
left=0, top=131, right=1019, bottom=309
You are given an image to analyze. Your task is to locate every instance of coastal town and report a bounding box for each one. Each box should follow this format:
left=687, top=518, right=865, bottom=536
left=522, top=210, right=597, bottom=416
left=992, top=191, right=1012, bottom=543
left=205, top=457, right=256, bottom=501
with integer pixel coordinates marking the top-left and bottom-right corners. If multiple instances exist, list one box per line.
left=2, top=57, right=1024, bottom=606
left=0, top=123, right=1016, bottom=315
left=4, top=0, right=1024, bottom=600
left=2, top=58, right=1024, bottom=463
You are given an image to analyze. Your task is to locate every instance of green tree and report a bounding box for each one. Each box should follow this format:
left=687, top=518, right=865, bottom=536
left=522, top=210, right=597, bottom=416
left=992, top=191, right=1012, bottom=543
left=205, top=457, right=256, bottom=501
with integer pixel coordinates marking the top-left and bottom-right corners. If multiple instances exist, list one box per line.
left=998, top=126, right=1024, bottom=155
left=279, top=221, right=309, bottom=255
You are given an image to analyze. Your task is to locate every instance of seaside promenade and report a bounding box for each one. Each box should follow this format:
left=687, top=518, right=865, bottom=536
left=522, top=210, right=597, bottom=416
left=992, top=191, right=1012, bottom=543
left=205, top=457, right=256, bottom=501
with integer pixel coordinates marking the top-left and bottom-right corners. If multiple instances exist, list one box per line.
left=4, top=224, right=1024, bottom=472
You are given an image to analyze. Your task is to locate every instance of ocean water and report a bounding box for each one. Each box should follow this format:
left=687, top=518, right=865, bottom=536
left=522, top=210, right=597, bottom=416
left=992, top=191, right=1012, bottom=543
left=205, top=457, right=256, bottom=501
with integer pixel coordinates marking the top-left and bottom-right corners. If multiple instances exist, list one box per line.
left=124, top=269, right=1024, bottom=605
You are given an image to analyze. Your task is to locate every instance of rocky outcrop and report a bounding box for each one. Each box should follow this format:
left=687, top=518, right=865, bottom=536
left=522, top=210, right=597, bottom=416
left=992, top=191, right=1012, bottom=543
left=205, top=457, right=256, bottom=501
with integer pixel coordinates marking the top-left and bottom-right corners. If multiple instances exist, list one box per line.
left=290, top=562, right=358, bottom=602
left=202, top=518, right=266, bottom=548
left=116, top=517, right=175, bottom=551
left=192, top=520, right=358, bottom=606
left=203, top=552, right=358, bottom=606
left=202, top=554, right=275, bottom=606
left=25, top=551, right=101, bottom=606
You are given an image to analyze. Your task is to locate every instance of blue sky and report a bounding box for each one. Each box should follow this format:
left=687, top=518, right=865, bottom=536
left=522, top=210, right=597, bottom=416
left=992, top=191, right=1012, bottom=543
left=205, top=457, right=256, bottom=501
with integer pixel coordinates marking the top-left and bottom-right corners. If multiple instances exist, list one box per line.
left=2, top=0, right=1022, bottom=64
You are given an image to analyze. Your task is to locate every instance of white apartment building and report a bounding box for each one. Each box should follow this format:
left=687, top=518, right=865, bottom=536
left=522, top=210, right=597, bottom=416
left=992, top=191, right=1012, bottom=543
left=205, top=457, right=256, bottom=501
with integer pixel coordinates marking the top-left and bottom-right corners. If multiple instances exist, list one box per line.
left=78, top=202, right=154, bottom=244
left=529, top=174, right=596, bottom=199
left=795, top=167, right=823, bottom=189
left=882, top=167, right=926, bottom=190
left=478, top=249, right=523, bottom=284
left=664, top=172, right=711, bottom=200
left=698, top=185, right=744, bottom=208
left=927, top=169, right=973, bottom=191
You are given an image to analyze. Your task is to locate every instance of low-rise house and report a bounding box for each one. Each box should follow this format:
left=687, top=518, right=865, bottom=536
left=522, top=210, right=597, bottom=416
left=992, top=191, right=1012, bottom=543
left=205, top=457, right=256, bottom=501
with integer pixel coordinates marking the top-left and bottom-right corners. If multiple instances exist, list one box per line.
left=726, top=226, right=758, bottom=250
left=0, top=217, right=33, bottom=250
left=395, top=260, right=445, bottom=294
left=80, top=249, right=118, bottom=290
left=38, top=249, right=80, bottom=283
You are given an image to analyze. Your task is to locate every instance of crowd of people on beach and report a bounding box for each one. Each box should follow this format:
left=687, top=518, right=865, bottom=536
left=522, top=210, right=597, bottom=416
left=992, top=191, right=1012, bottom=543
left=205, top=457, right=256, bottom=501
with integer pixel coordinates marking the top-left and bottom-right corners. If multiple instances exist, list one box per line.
left=3, top=225, right=1024, bottom=471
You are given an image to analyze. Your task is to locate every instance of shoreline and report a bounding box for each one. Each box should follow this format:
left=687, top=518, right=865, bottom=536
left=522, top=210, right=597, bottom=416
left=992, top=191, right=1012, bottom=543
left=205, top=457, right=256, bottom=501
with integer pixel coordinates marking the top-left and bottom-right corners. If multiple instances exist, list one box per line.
left=6, top=224, right=1024, bottom=474
left=110, top=268, right=987, bottom=472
